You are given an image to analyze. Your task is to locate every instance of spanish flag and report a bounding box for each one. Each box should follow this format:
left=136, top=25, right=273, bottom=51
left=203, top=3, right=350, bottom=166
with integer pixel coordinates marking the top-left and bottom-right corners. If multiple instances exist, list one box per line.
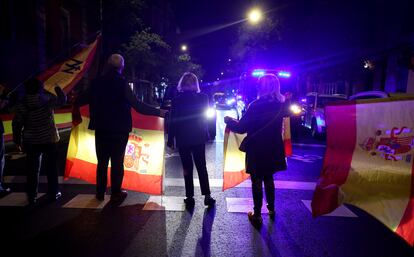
left=1, top=36, right=99, bottom=141
left=311, top=97, right=414, bottom=245
left=65, top=105, right=165, bottom=195
left=38, top=35, right=100, bottom=94
left=223, top=117, right=292, bottom=190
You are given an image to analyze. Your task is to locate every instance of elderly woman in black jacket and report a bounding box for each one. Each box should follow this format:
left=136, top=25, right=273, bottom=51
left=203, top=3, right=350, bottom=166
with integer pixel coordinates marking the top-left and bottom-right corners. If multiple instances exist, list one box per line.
left=224, top=74, right=289, bottom=225
left=167, top=72, right=215, bottom=208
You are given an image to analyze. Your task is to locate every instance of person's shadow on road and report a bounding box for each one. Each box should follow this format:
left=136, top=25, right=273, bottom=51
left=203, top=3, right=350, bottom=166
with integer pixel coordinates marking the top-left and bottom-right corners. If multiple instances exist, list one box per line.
left=195, top=206, right=216, bottom=257
left=168, top=207, right=194, bottom=256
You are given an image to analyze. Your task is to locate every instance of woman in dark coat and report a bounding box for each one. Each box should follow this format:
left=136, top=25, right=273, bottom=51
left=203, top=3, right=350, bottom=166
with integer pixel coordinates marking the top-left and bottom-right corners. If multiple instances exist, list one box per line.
left=224, top=74, right=289, bottom=225
left=167, top=72, right=216, bottom=208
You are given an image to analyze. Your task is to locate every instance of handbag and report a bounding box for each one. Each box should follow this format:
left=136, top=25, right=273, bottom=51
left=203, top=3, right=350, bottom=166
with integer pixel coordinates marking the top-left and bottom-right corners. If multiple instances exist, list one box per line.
left=239, top=137, right=248, bottom=152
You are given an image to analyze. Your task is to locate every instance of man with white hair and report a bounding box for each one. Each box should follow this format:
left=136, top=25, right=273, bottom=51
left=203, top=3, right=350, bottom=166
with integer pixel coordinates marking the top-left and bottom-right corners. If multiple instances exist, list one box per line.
left=108, top=54, right=124, bottom=72
left=75, top=53, right=165, bottom=201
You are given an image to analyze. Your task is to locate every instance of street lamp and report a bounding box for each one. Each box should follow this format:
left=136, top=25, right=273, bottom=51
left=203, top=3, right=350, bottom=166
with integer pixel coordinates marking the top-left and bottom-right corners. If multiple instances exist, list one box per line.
left=181, top=44, right=188, bottom=52
left=248, top=8, right=263, bottom=24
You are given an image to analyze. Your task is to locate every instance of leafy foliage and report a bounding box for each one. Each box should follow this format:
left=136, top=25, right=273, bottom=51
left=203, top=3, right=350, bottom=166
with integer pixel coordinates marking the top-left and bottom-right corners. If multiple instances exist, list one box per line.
left=122, top=28, right=170, bottom=80
left=104, top=0, right=204, bottom=84
left=230, top=17, right=280, bottom=72
left=166, top=54, right=205, bottom=84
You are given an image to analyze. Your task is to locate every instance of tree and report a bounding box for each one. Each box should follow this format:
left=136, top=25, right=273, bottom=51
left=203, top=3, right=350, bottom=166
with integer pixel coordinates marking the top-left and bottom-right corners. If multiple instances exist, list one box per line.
left=230, top=17, right=280, bottom=73
left=104, top=0, right=204, bottom=85
left=102, top=0, right=147, bottom=55
left=165, top=53, right=205, bottom=84
left=122, top=28, right=171, bottom=81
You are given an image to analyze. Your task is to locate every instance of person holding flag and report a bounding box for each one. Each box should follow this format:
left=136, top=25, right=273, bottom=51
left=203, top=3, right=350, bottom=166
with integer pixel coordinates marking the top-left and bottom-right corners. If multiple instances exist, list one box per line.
left=74, top=54, right=165, bottom=201
left=224, top=74, right=289, bottom=226
left=12, top=78, right=66, bottom=205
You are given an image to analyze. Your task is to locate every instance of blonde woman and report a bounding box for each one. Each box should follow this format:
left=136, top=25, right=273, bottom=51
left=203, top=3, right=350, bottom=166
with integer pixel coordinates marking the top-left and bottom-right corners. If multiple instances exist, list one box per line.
left=167, top=72, right=216, bottom=208
left=224, top=74, right=289, bottom=225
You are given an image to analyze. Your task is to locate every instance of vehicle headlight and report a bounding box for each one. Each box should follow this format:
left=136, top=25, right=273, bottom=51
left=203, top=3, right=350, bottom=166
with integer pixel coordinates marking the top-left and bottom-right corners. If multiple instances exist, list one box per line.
left=226, top=98, right=236, bottom=105
left=205, top=108, right=215, bottom=119
left=290, top=104, right=301, bottom=115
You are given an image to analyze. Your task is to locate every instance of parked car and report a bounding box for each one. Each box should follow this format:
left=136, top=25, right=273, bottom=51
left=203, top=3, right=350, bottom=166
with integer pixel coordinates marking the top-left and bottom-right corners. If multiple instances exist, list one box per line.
left=213, top=92, right=237, bottom=110
left=348, top=90, right=389, bottom=100
left=349, top=91, right=414, bottom=102
left=301, top=92, right=347, bottom=138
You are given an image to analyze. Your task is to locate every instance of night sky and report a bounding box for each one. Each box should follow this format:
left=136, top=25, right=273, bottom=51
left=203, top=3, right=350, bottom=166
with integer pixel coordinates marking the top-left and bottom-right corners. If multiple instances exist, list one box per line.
left=170, top=0, right=255, bottom=80
left=170, top=0, right=413, bottom=81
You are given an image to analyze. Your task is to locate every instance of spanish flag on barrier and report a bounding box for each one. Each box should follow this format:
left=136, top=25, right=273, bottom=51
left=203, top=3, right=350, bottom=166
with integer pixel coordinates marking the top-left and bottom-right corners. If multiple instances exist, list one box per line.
left=311, top=97, right=414, bottom=245
left=65, top=105, right=165, bottom=195
left=223, top=117, right=292, bottom=190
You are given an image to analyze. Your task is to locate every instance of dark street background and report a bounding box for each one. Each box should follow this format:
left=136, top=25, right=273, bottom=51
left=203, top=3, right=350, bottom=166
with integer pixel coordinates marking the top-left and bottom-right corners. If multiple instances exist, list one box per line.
left=0, top=109, right=413, bottom=257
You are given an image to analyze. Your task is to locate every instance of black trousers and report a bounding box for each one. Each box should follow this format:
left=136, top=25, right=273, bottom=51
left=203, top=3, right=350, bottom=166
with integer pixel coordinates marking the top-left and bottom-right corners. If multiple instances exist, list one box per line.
left=25, top=143, right=59, bottom=199
left=251, top=173, right=275, bottom=215
left=178, top=144, right=211, bottom=198
left=95, top=131, right=129, bottom=196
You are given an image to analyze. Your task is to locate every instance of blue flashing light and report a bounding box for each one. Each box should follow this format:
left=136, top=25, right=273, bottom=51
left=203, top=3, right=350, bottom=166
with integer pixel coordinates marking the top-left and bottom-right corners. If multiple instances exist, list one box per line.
left=278, top=71, right=291, bottom=78
left=316, top=116, right=325, bottom=127
left=252, top=69, right=266, bottom=77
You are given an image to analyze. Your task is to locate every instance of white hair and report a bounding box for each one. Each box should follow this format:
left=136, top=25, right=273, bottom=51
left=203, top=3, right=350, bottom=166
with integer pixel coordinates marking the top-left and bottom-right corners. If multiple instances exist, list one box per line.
left=177, top=72, right=200, bottom=93
left=108, top=54, right=125, bottom=72
left=258, top=73, right=285, bottom=102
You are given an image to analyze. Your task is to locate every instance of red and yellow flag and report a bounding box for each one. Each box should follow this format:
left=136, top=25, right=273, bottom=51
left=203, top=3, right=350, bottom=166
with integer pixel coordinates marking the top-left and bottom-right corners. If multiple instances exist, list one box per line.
left=223, top=117, right=292, bottom=190
left=38, top=35, right=100, bottom=94
left=65, top=106, right=165, bottom=195
left=222, top=127, right=250, bottom=190
left=311, top=98, right=414, bottom=245
left=1, top=36, right=99, bottom=141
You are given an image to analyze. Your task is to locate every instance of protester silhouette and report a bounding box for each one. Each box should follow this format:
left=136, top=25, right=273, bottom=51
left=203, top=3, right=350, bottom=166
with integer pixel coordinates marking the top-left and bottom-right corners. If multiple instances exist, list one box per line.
left=167, top=72, right=216, bottom=208
left=224, top=74, right=289, bottom=225
left=12, top=78, right=66, bottom=204
left=74, top=54, right=165, bottom=201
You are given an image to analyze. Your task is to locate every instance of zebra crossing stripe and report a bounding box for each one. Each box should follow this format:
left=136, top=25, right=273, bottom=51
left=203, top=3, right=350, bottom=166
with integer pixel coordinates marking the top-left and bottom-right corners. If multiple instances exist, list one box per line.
left=62, top=194, right=110, bottom=209
left=143, top=196, right=186, bottom=211
left=0, top=192, right=45, bottom=207
left=0, top=193, right=358, bottom=218
left=4, top=176, right=317, bottom=190
left=301, top=200, right=357, bottom=218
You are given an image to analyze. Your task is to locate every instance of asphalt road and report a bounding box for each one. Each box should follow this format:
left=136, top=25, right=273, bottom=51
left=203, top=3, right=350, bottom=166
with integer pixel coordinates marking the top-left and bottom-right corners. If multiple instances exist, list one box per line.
left=0, top=109, right=413, bottom=257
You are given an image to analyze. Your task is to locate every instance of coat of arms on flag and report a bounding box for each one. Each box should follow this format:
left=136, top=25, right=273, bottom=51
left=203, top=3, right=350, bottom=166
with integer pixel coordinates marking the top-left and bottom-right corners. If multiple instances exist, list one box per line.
left=65, top=106, right=165, bottom=195
left=312, top=98, right=414, bottom=246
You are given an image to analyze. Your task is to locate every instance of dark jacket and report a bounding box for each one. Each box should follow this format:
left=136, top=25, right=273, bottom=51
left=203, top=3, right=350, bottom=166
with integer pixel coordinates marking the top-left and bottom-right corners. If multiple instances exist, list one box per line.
left=77, top=69, right=161, bottom=133
left=226, top=96, right=289, bottom=175
left=0, top=97, right=7, bottom=134
left=12, top=87, right=66, bottom=145
left=168, top=92, right=209, bottom=148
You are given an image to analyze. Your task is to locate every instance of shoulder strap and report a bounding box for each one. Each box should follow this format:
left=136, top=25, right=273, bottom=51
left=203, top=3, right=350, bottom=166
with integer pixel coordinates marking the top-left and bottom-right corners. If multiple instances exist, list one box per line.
left=247, top=102, right=285, bottom=140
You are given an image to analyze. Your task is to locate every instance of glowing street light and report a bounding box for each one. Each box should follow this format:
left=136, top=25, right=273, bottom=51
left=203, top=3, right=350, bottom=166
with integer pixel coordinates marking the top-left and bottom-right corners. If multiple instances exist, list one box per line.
left=248, top=8, right=263, bottom=24
left=181, top=44, right=188, bottom=52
